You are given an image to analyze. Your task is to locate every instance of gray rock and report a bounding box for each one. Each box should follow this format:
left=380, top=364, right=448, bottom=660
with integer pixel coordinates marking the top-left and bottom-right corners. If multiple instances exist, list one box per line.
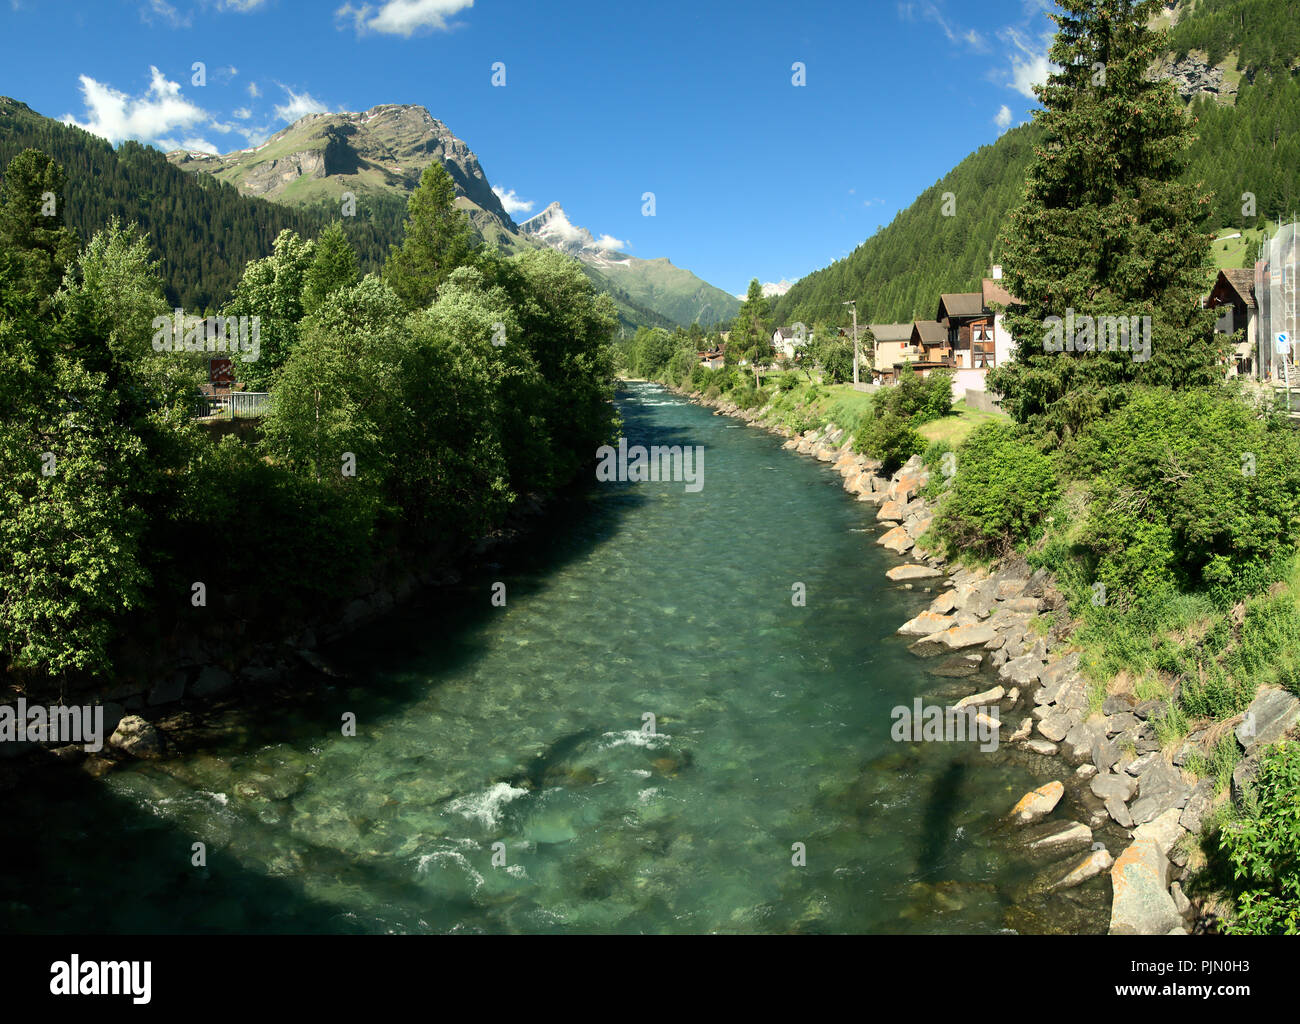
left=1091, top=733, right=1123, bottom=772
left=1179, top=778, right=1215, bottom=834
left=109, top=715, right=164, bottom=759
left=1104, top=712, right=1140, bottom=736
left=1129, top=762, right=1191, bottom=826
left=1037, top=712, right=1073, bottom=743
left=999, top=654, right=1044, bottom=687
left=1062, top=720, right=1103, bottom=766
left=1091, top=771, right=1138, bottom=802
left=1025, top=738, right=1059, bottom=756
left=1025, top=820, right=1093, bottom=860
left=1236, top=687, right=1300, bottom=755
left=1124, top=752, right=1160, bottom=777
left=1050, top=847, right=1114, bottom=891
left=1231, top=754, right=1260, bottom=804
left=1170, top=881, right=1192, bottom=918
left=1133, top=807, right=1186, bottom=859
left=1106, top=794, right=1135, bottom=828
left=1102, top=693, right=1138, bottom=716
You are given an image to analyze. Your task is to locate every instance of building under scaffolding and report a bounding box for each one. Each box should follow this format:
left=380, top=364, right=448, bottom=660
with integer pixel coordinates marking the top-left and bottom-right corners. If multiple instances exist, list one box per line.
left=1258, top=221, right=1299, bottom=384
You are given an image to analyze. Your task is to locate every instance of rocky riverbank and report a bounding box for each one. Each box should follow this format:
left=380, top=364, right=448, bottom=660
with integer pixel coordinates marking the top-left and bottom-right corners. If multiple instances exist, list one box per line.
left=675, top=383, right=1300, bottom=935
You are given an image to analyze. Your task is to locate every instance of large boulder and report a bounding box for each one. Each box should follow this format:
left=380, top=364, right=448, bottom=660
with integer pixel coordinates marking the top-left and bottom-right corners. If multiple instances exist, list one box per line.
left=1235, top=687, right=1300, bottom=755
left=109, top=715, right=165, bottom=759
left=878, top=526, right=914, bottom=554
left=1129, top=761, right=1191, bottom=826
left=1110, top=839, right=1182, bottom=935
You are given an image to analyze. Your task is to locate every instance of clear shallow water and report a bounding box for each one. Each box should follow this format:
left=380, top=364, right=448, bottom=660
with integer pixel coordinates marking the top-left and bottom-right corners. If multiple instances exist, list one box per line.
left=0, top=383, right=1107, bottom=933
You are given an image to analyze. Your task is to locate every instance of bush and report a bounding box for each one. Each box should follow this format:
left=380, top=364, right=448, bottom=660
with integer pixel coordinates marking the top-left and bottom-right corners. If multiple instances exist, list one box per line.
left=932, top=421, right=1059, bottom=558
left=778, top=371, right=798, bottom=392
left=1220, top=742, right=1300, bottom=934
left=854, top=411, right=925, bottom=475
left=1075, top=388, right=1300, bottom=606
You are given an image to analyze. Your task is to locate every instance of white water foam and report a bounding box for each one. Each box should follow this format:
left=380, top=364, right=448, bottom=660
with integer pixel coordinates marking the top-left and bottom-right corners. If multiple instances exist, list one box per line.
left=447, top=782, right=529, bottom=828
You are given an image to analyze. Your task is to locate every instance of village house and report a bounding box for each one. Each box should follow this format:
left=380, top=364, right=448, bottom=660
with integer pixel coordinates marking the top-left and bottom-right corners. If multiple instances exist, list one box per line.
left=772, top=326, right=807, bottom=359
left=869, top=323, right=914, bottom=381
left=1205, top=267, right=1259, bottom=378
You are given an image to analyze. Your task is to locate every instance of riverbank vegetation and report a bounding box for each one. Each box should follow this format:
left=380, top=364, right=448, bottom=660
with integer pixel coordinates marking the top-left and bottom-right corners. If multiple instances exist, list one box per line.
left=0, top=154, right=618, bottom=693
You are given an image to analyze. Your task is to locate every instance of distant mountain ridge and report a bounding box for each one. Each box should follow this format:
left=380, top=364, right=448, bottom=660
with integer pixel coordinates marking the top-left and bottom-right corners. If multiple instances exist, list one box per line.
left=166, top=104, right=737, bottom=327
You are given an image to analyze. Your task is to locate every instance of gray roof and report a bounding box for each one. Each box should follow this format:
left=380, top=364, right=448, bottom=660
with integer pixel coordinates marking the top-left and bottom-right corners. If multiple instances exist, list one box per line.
left=868, top=322, right=913, bottom=343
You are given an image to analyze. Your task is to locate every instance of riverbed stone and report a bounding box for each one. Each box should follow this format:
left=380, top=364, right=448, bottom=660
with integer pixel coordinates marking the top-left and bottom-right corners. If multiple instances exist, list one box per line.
left=877, top=500, right=906, bottom=522
left=885, top=562, right=940, bottom=581
left=878, top=526, right=914, bottom=553
left=926, top=653, right=984, bottom=678
left=1050, top=847, right=1114, bottom=891
left=1090, top=771, right=1138, bottom=802
left=147, top=672, right=187, bottom=706
left=1024, top=820, right=1093, bottom=860
left=1236, top=687, right=1300, bottom=754
left=1062, top=720, right=1103, bottom=766
left=1133, top=806, right=1187, bottom=859
left=1024, top=738, right=1059, bottom=756
left=1009, top=718, right=1033, bottom=743
left=1104, top=712, right=1140, bottom=736
left=927, top=590, right=959, bottom=615
left=897, top=610, right=954, bottom=637
left=109, top=715, right=164, bottom=759
left=954, top=685, right=1004, bottom=711
left=191, top=666, right=235, bottom=698
left=1009, top=780, right=1064, bottom=825
left=1110, top=839, right=1181, bottom=935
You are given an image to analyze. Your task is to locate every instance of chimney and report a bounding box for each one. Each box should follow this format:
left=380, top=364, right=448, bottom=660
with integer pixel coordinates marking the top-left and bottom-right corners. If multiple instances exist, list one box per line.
left=991, top=264, right=1003, bottom=280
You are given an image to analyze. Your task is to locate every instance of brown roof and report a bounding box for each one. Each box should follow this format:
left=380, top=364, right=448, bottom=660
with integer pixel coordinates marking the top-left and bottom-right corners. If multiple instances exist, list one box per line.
left=936, top=293, right=984, bottom=321
left=911, top=320, right=947, bottom=345
left=981, top=278, right=1022, bottom=308
left=1208, top=268, right=1257, bottom=310
left=868, top=322, right=913, bottom=343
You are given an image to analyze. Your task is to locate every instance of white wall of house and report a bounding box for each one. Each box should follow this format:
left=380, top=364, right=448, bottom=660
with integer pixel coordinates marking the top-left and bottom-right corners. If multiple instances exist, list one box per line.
left=993, top=313, right=1017, bottom=366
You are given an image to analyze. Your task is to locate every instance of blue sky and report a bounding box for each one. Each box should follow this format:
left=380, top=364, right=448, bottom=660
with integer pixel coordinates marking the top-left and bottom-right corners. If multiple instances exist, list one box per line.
left=1, top=0, right=1059, bottom=296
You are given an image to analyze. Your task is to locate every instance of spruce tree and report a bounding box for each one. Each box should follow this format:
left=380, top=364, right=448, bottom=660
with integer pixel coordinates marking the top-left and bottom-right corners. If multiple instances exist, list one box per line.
left=987, top=0, right=1227, bottom=443
left=731, top=278, right=772, bottom=387
left=384, top=163, right=482, bottom=311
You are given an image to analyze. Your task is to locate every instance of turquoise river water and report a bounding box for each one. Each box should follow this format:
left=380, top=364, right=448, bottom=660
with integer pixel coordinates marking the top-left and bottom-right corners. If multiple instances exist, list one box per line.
left=0, top=383, right=1109, bottom=933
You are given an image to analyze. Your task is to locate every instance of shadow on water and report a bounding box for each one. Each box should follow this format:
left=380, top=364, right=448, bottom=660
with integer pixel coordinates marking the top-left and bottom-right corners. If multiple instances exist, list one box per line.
left=914, top=759, right=968, bottom=882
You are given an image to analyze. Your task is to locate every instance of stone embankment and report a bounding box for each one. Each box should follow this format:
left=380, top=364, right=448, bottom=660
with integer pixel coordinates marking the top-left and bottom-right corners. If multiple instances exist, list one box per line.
left=682, top=386, right=1300, bottom=935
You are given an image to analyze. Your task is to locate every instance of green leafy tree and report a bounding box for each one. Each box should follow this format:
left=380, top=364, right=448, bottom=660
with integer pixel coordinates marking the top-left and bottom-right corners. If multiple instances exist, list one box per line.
left=224, top=228, right=316, bottom=391
left=987, top=0, right=1227, bottom=443
left=384, top=163, right=482, bottom=311
left=1221, top=741, right=1300, bottom=935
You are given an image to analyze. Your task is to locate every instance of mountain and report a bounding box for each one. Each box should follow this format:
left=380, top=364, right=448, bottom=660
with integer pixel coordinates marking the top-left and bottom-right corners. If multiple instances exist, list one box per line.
left=519, top=202, right=741, bottom=327
left=166, top=104, right=736, bottom=328
left=775, top=0, right=1300, bottom=327
left=736, top=281, right=794, bottom=301
left=0, top=96, right=395, bottom=310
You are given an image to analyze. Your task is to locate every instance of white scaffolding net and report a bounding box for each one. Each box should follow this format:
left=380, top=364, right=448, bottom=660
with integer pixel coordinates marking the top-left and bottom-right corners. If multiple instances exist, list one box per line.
left=1258, top=221, right=1299, bottom=386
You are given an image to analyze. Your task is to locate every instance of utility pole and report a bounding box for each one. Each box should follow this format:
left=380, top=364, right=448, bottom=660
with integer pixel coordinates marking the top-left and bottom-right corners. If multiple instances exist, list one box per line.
left=843, top=300, right=859, bottom=385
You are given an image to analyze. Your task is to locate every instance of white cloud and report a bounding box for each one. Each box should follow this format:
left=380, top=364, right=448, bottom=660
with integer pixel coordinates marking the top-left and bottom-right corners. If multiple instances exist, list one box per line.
left=218, top=0, right=268, bottom=10
left=247, top=81, right=261, bottom=98
left=209, top=120, right=237, bottom=134
left=142, top=0, right=189, bottom=27
left=273, top=86, right=330, bottom=123
left=592, top=234, right=627, bottom=252
left=492, top=186, right=534, bottom=216
left=336, top=0, right=474, bottom=37
left=232, top=107, right=252, bottom=119
left=63, top=66, right=208, bottom=146
left=899, top=1, right=988, bottom=52
left=1000, top=8, right=1056, bottom=100
left=994, top=104, right=1013, bottom=132
left=180, top=136, right=218, bottom=154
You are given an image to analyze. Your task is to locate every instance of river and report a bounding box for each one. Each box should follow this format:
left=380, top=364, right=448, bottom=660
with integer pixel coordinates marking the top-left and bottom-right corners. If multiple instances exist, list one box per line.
left=0, top=382, right=1109, bottom=934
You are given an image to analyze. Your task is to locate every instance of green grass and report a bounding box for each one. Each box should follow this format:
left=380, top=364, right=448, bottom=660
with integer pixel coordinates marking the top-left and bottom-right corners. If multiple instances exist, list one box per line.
left=918, top=400, right=1005, bottom=446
